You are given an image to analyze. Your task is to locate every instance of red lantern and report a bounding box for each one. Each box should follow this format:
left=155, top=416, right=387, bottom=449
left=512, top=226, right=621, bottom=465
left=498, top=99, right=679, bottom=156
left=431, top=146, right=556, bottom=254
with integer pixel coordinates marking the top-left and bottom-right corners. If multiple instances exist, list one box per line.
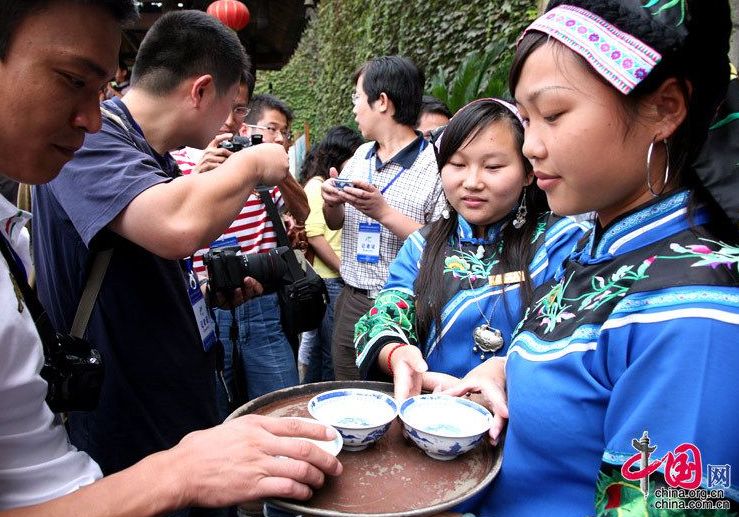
left=207, top=0, right=250, bottom=31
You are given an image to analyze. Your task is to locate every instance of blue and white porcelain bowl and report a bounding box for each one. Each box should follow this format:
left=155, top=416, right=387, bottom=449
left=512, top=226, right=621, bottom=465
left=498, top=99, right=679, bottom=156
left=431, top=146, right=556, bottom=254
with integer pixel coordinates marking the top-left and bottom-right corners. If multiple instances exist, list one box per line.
left=284, top=417, right=343, bottom=456
left=399, top=394, right=492, bottom=461
left=307, top=389, right=398, bottom=451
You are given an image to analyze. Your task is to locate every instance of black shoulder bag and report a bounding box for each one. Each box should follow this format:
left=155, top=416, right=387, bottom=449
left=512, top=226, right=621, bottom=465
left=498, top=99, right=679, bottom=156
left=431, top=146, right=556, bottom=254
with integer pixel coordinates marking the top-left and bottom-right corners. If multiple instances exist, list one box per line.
left=257, top=188, right=328, bottom=354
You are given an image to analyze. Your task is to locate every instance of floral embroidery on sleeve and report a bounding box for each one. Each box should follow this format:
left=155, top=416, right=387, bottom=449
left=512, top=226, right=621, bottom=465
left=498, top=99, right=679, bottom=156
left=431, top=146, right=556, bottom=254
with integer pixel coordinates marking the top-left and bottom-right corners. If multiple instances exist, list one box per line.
left=573, top=256, right=655, bottom=311
left=665, top=239, right=739, bottom=272
left=531, top=255, right=656, bottom=333
left=533, top=274, right=577, bottom=334
left=354, top=290, right=417, bottom=359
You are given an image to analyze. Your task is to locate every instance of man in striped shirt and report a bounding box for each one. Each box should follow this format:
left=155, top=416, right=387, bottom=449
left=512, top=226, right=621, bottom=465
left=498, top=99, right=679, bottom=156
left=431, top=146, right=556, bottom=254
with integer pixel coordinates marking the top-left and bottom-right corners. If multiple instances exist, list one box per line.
left=172, top=93, right=308, bottom=411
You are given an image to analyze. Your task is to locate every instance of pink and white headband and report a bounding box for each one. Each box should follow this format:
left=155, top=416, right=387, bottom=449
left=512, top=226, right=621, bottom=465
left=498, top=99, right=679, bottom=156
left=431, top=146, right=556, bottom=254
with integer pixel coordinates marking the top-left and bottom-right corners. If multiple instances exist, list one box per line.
left=521, top=5, right=662, bottom=94
left=434, top=98, right=524, bottom=151
left=456, top=97, right=523, bottom=124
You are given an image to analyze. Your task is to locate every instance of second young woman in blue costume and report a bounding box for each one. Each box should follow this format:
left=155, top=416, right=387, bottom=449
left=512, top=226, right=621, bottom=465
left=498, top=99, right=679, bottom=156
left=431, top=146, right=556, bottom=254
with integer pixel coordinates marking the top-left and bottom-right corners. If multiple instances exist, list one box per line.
left=353, top=99, right=589, bottom=404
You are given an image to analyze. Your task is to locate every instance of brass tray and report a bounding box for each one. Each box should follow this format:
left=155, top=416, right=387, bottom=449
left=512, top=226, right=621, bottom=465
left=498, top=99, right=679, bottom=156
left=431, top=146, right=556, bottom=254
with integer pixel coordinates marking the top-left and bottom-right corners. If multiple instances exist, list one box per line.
left=228, top=380, right=502, bottom=517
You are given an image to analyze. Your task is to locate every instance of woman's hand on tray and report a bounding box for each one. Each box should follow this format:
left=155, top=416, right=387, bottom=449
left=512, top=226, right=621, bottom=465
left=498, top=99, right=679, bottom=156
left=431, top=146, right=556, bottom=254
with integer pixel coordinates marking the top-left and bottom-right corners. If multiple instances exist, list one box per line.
left=439, top=357, right=509, bottom=446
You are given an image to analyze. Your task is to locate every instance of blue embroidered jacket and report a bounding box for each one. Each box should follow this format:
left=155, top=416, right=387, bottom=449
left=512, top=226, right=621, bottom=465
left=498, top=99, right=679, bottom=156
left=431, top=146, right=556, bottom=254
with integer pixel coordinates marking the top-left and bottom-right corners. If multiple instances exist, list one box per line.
left=354, top=212, right=588, bottom=380
left=483, top=190, right=739, bottom=516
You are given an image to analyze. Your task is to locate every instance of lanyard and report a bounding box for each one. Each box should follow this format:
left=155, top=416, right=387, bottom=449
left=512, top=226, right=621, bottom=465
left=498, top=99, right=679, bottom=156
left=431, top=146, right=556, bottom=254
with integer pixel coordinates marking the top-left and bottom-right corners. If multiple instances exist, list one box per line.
left=0, top=232, right=60, bottom=352
left=0, top=233, right=27, bottom=282
left=368, top=139, right=427, bottom=195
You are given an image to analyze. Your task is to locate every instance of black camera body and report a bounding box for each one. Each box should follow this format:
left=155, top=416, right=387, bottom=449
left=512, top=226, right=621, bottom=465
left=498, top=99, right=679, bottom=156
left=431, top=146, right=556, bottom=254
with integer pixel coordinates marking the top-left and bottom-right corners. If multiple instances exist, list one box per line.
left=203, top=245, right=292, bottom=295
left=41, top=333, right=104, bottom=413
left=218, top=133, right=263, bottom=152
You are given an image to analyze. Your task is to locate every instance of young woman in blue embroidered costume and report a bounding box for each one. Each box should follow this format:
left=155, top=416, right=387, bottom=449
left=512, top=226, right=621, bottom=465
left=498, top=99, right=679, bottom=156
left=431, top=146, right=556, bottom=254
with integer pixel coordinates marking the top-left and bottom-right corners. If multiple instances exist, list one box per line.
left=353, top=99, right=588, bottom=410
left=435, top=1, right=739, bottom=516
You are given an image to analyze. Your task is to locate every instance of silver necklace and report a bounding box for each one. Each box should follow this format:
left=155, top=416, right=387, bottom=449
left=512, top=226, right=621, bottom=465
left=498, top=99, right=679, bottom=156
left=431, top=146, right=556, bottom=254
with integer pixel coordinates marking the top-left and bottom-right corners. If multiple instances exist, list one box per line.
left=465, top=244, right=505, bottom=360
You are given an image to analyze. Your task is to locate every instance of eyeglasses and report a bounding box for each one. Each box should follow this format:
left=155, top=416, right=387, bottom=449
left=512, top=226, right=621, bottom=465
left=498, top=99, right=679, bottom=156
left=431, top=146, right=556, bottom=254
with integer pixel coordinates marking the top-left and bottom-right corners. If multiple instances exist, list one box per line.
left=351, top=93, right=361, bottom=105
left=246, top=124, right=291, bottom=141
left=232, top=106, right=250, bottom=120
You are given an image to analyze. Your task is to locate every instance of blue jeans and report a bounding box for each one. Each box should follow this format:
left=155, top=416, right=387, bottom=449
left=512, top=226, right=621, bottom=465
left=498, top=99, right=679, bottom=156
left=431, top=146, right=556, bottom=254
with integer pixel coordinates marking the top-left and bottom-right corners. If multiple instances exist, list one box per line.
left=299, top=278, right=343, bottom=383
left=215, top=292, right=299, bottom=419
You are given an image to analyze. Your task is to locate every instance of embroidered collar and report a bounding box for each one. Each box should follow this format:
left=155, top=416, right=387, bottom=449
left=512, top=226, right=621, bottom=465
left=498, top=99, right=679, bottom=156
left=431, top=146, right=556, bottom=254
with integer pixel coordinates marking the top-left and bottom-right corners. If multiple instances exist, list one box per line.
left=365, top=132, right=425, bottom=170
left=456, top=214, right=510, bottom=245
left=580, top=190, right=708, bottom=261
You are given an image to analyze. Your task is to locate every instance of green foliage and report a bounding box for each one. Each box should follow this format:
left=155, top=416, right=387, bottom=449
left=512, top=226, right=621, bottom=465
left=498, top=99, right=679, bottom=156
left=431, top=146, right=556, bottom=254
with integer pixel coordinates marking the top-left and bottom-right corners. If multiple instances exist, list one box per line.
left=429, top=41, right=513, bottom=114
left=257, top=0, right=537, bottom=142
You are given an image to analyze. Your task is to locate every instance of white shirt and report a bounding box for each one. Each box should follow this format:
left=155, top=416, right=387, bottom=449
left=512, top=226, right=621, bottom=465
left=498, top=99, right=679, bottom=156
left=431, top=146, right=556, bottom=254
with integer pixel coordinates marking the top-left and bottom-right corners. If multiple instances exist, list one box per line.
left=0, top=196, right=101, bottom=509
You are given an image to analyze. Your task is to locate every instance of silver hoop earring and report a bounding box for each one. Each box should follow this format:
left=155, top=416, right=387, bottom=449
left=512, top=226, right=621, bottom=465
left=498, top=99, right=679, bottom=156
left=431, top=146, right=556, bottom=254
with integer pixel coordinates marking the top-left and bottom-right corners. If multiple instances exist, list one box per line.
left=512, top=189, right=528, bottom=229
left=646, top=138, right=670, bottom=197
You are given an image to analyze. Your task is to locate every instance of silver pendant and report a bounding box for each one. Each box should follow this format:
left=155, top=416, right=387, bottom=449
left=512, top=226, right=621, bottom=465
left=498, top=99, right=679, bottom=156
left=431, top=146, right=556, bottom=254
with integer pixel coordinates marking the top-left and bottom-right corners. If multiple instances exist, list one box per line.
left=473, top=324, right=504, bottom=354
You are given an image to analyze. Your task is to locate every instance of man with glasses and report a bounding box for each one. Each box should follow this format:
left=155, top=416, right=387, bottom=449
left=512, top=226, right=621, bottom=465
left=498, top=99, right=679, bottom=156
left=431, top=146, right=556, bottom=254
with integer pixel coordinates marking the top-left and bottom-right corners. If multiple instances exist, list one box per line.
left=242, top=93, right=293, bottom=150
left=171, top=71, right=254, bottom=176
left=0, top=3, right=341, bottom=515
left=322, top=56, right=446, bottom=380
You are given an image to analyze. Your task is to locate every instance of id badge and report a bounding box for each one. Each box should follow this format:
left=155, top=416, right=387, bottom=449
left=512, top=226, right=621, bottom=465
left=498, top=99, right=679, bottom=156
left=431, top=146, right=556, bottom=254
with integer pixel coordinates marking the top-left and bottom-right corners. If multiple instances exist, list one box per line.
left=357, top=222, right=381, bottom=264
left=185, top=259, right=216, bottom=352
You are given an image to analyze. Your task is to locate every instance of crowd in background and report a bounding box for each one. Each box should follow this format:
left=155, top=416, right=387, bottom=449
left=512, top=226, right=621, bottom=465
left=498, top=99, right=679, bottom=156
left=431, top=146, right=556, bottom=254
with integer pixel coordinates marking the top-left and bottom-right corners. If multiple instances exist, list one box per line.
left=0, top=1, right=737, bottom=517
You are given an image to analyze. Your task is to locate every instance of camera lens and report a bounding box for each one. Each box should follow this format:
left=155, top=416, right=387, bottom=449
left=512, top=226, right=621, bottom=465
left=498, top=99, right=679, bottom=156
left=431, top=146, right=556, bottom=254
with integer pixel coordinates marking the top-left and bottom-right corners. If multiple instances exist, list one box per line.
left=242, top=248, right=289, bottom=293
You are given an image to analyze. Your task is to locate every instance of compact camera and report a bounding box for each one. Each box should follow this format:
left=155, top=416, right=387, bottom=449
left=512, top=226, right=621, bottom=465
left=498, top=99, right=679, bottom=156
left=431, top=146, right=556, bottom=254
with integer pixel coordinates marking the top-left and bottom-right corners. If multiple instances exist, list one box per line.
left=334, top=178, right=355, bottom=190
left=218, top=133, right=263, bottom=152
left=41, top=333, right=104, bottom=413
left=203, top=245, right=294, bottom=295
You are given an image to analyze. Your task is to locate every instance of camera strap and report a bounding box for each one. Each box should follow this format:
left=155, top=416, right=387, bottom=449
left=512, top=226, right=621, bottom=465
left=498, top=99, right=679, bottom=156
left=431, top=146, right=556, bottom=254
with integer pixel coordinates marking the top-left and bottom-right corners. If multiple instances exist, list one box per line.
left=70, top=250, right=113, bottom=338
left=1, top=231, right=113, bottom=345
left=0, top=233, right=58, bottom=356
left=257, top=187, right=306, bottom=281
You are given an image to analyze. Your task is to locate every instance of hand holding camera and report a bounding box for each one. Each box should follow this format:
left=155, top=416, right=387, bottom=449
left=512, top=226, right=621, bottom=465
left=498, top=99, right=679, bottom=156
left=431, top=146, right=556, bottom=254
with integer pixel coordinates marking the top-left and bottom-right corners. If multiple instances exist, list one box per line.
left=339, top=179, right=388, bottom=220
left=208, top=276, right=264, bottom=309
left=321, top=167, right=347, bottom=208
left=193, top=133, right=234, bottom=174
left=203, top=245, right=293, bottom=296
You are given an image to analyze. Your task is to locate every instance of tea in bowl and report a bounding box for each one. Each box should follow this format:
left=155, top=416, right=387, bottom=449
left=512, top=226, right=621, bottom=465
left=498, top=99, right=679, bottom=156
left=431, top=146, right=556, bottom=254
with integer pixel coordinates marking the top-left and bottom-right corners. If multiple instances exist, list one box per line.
left=307, top=389, right=398, bottom=451
left=399, top=394, right=492, bottom=460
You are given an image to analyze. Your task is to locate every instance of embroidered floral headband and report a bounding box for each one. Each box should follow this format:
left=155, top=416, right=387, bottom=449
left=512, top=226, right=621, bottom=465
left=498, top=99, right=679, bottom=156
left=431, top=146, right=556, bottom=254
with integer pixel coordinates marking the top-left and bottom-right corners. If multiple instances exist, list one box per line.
left=520, top=5, right=662, bottom=95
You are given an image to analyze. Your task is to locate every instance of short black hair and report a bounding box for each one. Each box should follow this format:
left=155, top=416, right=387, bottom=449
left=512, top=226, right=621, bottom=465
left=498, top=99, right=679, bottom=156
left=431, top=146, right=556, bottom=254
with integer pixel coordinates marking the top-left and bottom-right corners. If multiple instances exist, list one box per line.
left=418, top=95, right=452, bottom=124
left=131, top=10, right=249, bottom=96
left=300, top=126, right=363, bottom=184
left=0, top=0, right=138, bottom=60
left=242, top=69, right=256, bottom=100
left=353, top=56, right=425, bottom=127
left=245, top=93, right=294, bottom=125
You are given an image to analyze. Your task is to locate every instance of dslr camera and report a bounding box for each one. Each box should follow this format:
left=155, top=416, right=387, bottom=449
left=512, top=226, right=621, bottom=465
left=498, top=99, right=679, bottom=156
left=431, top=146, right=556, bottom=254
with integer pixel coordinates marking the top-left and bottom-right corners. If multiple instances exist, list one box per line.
left=218, top=133, right=263, bottom=152
left=203, top=245, right=292, bottom=295
left=41, top=333, right=104, bottom=413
